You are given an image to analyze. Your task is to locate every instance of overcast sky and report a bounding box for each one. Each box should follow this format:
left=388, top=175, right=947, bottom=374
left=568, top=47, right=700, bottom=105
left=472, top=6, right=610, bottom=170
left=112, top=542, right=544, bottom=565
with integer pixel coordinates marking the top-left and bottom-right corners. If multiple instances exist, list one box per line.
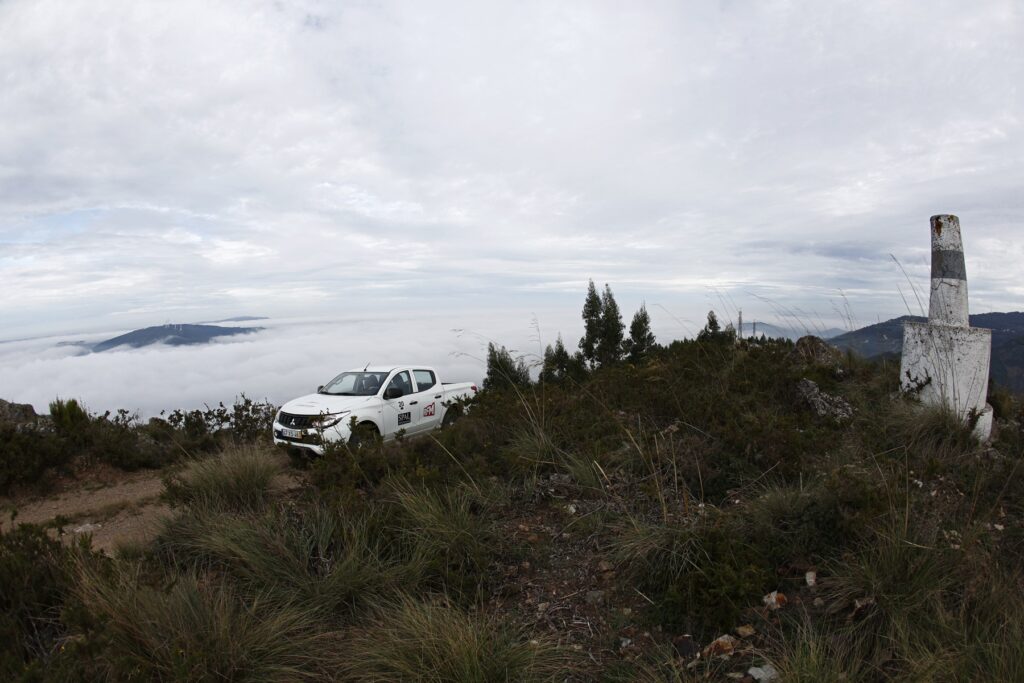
left=2, top=0, right=1023, bottom=343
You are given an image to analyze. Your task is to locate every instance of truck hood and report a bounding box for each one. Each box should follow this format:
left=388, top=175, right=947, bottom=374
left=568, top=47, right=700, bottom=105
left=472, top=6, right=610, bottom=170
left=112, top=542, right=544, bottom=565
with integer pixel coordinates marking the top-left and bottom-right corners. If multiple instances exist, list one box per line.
left=279, top=393, right=378, bottom=416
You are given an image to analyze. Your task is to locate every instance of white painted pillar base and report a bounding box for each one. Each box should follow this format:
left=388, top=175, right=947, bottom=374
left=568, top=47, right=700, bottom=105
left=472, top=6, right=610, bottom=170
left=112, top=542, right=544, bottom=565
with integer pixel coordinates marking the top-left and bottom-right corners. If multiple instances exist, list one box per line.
left=898, top=213, right=993, bottom=442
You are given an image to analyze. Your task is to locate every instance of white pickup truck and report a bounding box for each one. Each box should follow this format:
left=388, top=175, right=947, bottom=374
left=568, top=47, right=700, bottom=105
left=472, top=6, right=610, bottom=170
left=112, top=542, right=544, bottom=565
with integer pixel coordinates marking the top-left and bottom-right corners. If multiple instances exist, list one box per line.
left=272, top=365, right=477, bottom=455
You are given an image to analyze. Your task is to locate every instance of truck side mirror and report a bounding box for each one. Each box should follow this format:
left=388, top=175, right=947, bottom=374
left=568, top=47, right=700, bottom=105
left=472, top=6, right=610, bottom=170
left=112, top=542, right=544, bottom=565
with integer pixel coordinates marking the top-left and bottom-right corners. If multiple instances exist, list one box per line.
left=317, top=385, right=324, bottom=393
left=384, top=387, right=403, bottom=400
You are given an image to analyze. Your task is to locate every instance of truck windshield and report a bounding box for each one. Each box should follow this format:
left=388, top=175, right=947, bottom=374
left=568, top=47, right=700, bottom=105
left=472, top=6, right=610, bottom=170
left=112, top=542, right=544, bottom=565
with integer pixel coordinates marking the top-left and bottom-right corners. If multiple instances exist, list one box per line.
left=320, top=371, right=390, bottom=396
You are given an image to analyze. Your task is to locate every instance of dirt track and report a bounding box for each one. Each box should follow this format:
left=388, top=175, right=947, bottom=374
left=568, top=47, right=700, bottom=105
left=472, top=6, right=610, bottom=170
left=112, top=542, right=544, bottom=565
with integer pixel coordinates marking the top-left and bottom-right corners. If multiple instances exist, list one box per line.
left=0, top=469, right=171, bottom=553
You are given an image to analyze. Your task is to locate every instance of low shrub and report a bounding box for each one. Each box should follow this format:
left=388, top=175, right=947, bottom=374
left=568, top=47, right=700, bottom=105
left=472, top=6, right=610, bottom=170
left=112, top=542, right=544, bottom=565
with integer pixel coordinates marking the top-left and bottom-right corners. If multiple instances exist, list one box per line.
left=49, top=398, right=91, bottom=451
left=0, top=425, right=71, bottom=493
left=0, top=521, right=87, bottom=679
left=612, top=512, right=772, bottom=636
left=739, top=475, right=876, bottom=569
left=164, top=395, right=277, bottom=449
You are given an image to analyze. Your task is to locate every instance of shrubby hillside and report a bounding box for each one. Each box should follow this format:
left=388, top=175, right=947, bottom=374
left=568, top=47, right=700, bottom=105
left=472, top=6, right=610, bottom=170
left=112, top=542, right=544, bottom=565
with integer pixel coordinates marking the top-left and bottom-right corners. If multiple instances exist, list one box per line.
left=3, top=324, right=1024, bottom=681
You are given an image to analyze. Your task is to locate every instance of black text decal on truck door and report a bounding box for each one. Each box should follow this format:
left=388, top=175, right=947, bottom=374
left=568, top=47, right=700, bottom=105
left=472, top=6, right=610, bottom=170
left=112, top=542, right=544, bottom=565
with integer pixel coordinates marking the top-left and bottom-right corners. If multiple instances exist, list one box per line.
left=397, top=412, right=411, bottom=426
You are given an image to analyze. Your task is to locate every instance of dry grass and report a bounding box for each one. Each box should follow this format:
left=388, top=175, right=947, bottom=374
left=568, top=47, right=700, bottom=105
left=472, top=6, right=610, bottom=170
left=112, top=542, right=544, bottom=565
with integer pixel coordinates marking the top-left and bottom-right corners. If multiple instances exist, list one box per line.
left=162, top=445, right=282, bottom=513
left=341, top=595, right=568, bottom=682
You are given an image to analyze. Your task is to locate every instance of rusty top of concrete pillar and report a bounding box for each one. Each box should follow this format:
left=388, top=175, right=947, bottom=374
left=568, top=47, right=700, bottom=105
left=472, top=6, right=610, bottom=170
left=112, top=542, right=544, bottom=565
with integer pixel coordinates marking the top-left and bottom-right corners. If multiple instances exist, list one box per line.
left=930, top=214, right=963, bottom=253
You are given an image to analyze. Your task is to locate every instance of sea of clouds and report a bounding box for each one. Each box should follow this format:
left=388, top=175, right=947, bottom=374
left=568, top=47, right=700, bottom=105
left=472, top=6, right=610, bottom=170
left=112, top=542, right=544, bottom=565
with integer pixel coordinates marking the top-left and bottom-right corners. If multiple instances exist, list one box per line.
left=0, top=311, right=590, bottom=419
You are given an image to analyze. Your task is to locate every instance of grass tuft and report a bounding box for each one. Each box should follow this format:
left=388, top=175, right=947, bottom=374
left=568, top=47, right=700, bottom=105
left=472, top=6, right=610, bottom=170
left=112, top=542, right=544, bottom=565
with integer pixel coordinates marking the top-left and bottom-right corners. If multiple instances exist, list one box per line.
left=74, top=562, right=333, bottom=682
left=342, top=595, right=567, bottom=682
left=163, top=445, right=282, bottom=513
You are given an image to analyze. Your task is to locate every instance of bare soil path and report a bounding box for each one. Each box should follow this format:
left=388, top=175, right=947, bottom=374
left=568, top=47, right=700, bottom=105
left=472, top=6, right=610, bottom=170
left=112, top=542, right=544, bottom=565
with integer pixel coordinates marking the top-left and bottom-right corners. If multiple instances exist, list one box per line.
left=0, top=469, right=171, bottom=553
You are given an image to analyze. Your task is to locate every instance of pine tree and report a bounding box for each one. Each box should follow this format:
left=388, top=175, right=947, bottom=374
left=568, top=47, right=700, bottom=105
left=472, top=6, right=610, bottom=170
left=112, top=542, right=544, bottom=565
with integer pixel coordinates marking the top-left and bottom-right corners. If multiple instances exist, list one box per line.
left=578, top=280, right=602, bottom=366
left=483, top=342, right=531, bottom=391
left=540, top=344, right=557, bottom=384
left=541, top=335, right=580, bottom=383
left=698, top=310, right=724, bottom=342
left=706, top=310, right=720, bottom=334
left=625, top=304, right=657, bottom=363
left=595, top=284, right=624, bottom=368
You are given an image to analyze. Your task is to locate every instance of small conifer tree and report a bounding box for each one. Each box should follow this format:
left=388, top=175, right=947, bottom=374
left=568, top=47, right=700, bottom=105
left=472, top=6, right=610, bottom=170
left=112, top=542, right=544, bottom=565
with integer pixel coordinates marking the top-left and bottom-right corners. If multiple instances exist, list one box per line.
left=624, top=304, right=657, bottom=363
left=595, top=284, right=624, bottom=368
left=697, top=310, right=730, bottom=342
left=541, top=335, right=584, bottom=382
left=578, top=280, right=602, bottom=366
left=483, top=343, right=531, bottom=391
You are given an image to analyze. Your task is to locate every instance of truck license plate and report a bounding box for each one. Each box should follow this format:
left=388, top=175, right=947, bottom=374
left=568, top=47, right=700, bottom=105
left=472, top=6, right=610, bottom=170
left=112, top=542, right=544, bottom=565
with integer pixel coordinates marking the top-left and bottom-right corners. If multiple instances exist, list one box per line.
left=281, top=428, right=302, bottom=439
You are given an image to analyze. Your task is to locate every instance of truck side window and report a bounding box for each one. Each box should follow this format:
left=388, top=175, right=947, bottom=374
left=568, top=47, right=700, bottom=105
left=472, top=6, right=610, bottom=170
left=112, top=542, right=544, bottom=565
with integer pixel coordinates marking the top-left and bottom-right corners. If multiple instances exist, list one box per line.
left=386, top=371, right=412, bottom=397
left=413, top=369, right=436, bottom=392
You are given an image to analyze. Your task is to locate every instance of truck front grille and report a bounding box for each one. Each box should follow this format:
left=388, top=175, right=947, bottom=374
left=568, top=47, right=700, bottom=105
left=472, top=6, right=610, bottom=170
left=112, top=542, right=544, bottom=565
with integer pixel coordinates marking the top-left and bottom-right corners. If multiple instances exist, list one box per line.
left=278, top=412, right=314, bottom=428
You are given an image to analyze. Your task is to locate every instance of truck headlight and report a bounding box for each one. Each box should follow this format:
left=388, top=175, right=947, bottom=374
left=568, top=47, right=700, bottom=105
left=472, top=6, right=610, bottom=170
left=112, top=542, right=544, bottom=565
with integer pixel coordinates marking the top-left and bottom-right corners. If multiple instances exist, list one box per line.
left=312, top=411, right=350, bottom=428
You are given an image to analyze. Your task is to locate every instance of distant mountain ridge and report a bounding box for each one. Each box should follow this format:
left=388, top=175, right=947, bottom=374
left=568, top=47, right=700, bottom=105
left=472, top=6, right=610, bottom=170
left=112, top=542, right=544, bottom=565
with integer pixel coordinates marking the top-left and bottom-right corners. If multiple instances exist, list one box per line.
left=91, top=323, right=262, bottom=353
left=739, top=321, right=845, bottom=341
left=830, top=312, right=1024, bottom=393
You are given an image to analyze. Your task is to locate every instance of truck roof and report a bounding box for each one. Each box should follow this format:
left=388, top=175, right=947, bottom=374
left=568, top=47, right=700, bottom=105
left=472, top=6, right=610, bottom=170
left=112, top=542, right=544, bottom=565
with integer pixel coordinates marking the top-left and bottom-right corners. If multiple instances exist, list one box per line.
left=346, top=365, right=433, bottom=373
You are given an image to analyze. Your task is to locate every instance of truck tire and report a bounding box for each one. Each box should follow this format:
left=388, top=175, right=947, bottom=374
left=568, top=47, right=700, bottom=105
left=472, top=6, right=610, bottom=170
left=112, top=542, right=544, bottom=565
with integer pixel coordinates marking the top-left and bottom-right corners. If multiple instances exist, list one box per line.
left=348, top=422, right=380, bottom=450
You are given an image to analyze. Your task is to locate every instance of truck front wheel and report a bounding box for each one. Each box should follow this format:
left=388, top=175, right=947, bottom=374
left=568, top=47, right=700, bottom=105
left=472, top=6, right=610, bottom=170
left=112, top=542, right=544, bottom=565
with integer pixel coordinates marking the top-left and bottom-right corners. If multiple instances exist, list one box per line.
left=348, top=422, right=380, bottom=450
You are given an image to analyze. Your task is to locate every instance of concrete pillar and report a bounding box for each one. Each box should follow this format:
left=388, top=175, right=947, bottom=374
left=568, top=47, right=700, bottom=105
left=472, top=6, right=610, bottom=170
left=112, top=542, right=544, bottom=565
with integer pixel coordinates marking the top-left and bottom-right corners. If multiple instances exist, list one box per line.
left=928, top=215, right=970, bottom=327
left=900, top=215, right=993, bottom=440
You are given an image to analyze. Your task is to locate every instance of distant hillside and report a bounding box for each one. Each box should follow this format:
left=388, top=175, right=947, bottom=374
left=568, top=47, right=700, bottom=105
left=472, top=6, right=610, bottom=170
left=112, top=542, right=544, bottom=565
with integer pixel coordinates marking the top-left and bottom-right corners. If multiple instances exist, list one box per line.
left=92, top=323, right=262, bottom=352
left=831, top=312, right=1024, bottom=392
left=739, top=321, right=845, bottom=341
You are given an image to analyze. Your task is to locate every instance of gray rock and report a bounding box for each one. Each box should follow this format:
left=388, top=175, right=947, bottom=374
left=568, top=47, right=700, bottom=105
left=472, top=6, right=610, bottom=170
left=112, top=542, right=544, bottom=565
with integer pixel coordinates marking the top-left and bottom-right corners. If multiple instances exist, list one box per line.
left=585, top=590, right=605, bottom=606
left=748, top=664, right=779, bottom=682
left=793, top=335, right=843, bottom=366
left=0, top=399, right=37, bottom=424
left=797, top=379, right=854, bottom=423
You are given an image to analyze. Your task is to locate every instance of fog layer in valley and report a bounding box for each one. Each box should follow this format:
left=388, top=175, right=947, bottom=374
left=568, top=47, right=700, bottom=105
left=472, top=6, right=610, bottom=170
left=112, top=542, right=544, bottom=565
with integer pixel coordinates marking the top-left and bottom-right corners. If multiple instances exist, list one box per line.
left=0, top=312, right=589, bottom=418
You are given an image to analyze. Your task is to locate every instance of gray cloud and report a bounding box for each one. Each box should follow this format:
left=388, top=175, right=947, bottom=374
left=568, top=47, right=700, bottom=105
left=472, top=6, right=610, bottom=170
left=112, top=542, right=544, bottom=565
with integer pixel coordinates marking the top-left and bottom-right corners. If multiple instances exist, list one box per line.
left=1, top=0, right=1022, bottom=346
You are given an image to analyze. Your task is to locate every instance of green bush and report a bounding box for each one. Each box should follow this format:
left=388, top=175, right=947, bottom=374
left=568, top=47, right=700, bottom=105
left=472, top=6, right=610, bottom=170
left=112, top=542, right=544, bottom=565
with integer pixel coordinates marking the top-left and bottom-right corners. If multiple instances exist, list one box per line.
left=0, top=425, right=70, bottom=494
left=48, top=398, right=91, bottom=450
left=0, top=522, right=85, bottom=679
left=613, top=512, right=772, bottom=636
left=740, top=475, right=879, bottom=568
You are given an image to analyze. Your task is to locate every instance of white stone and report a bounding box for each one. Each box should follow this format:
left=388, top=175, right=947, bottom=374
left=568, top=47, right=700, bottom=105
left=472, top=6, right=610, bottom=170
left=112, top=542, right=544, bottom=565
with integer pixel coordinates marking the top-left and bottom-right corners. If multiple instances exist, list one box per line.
left=748, top=664, right=780, bottom=681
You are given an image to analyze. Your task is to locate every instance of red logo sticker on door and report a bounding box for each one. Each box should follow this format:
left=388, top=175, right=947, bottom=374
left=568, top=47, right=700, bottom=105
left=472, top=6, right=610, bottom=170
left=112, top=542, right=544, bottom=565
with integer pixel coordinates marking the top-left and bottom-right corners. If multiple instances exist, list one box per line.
left=423, top=403, right=435, bottom=417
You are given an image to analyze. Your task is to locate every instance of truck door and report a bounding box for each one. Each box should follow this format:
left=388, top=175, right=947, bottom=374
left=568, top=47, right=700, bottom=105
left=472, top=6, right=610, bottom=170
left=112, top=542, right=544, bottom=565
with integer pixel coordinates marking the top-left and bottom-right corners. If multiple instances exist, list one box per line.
left=381, top=370, right=417, bottom=437
left=410, top=369, right=443, bottom=433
